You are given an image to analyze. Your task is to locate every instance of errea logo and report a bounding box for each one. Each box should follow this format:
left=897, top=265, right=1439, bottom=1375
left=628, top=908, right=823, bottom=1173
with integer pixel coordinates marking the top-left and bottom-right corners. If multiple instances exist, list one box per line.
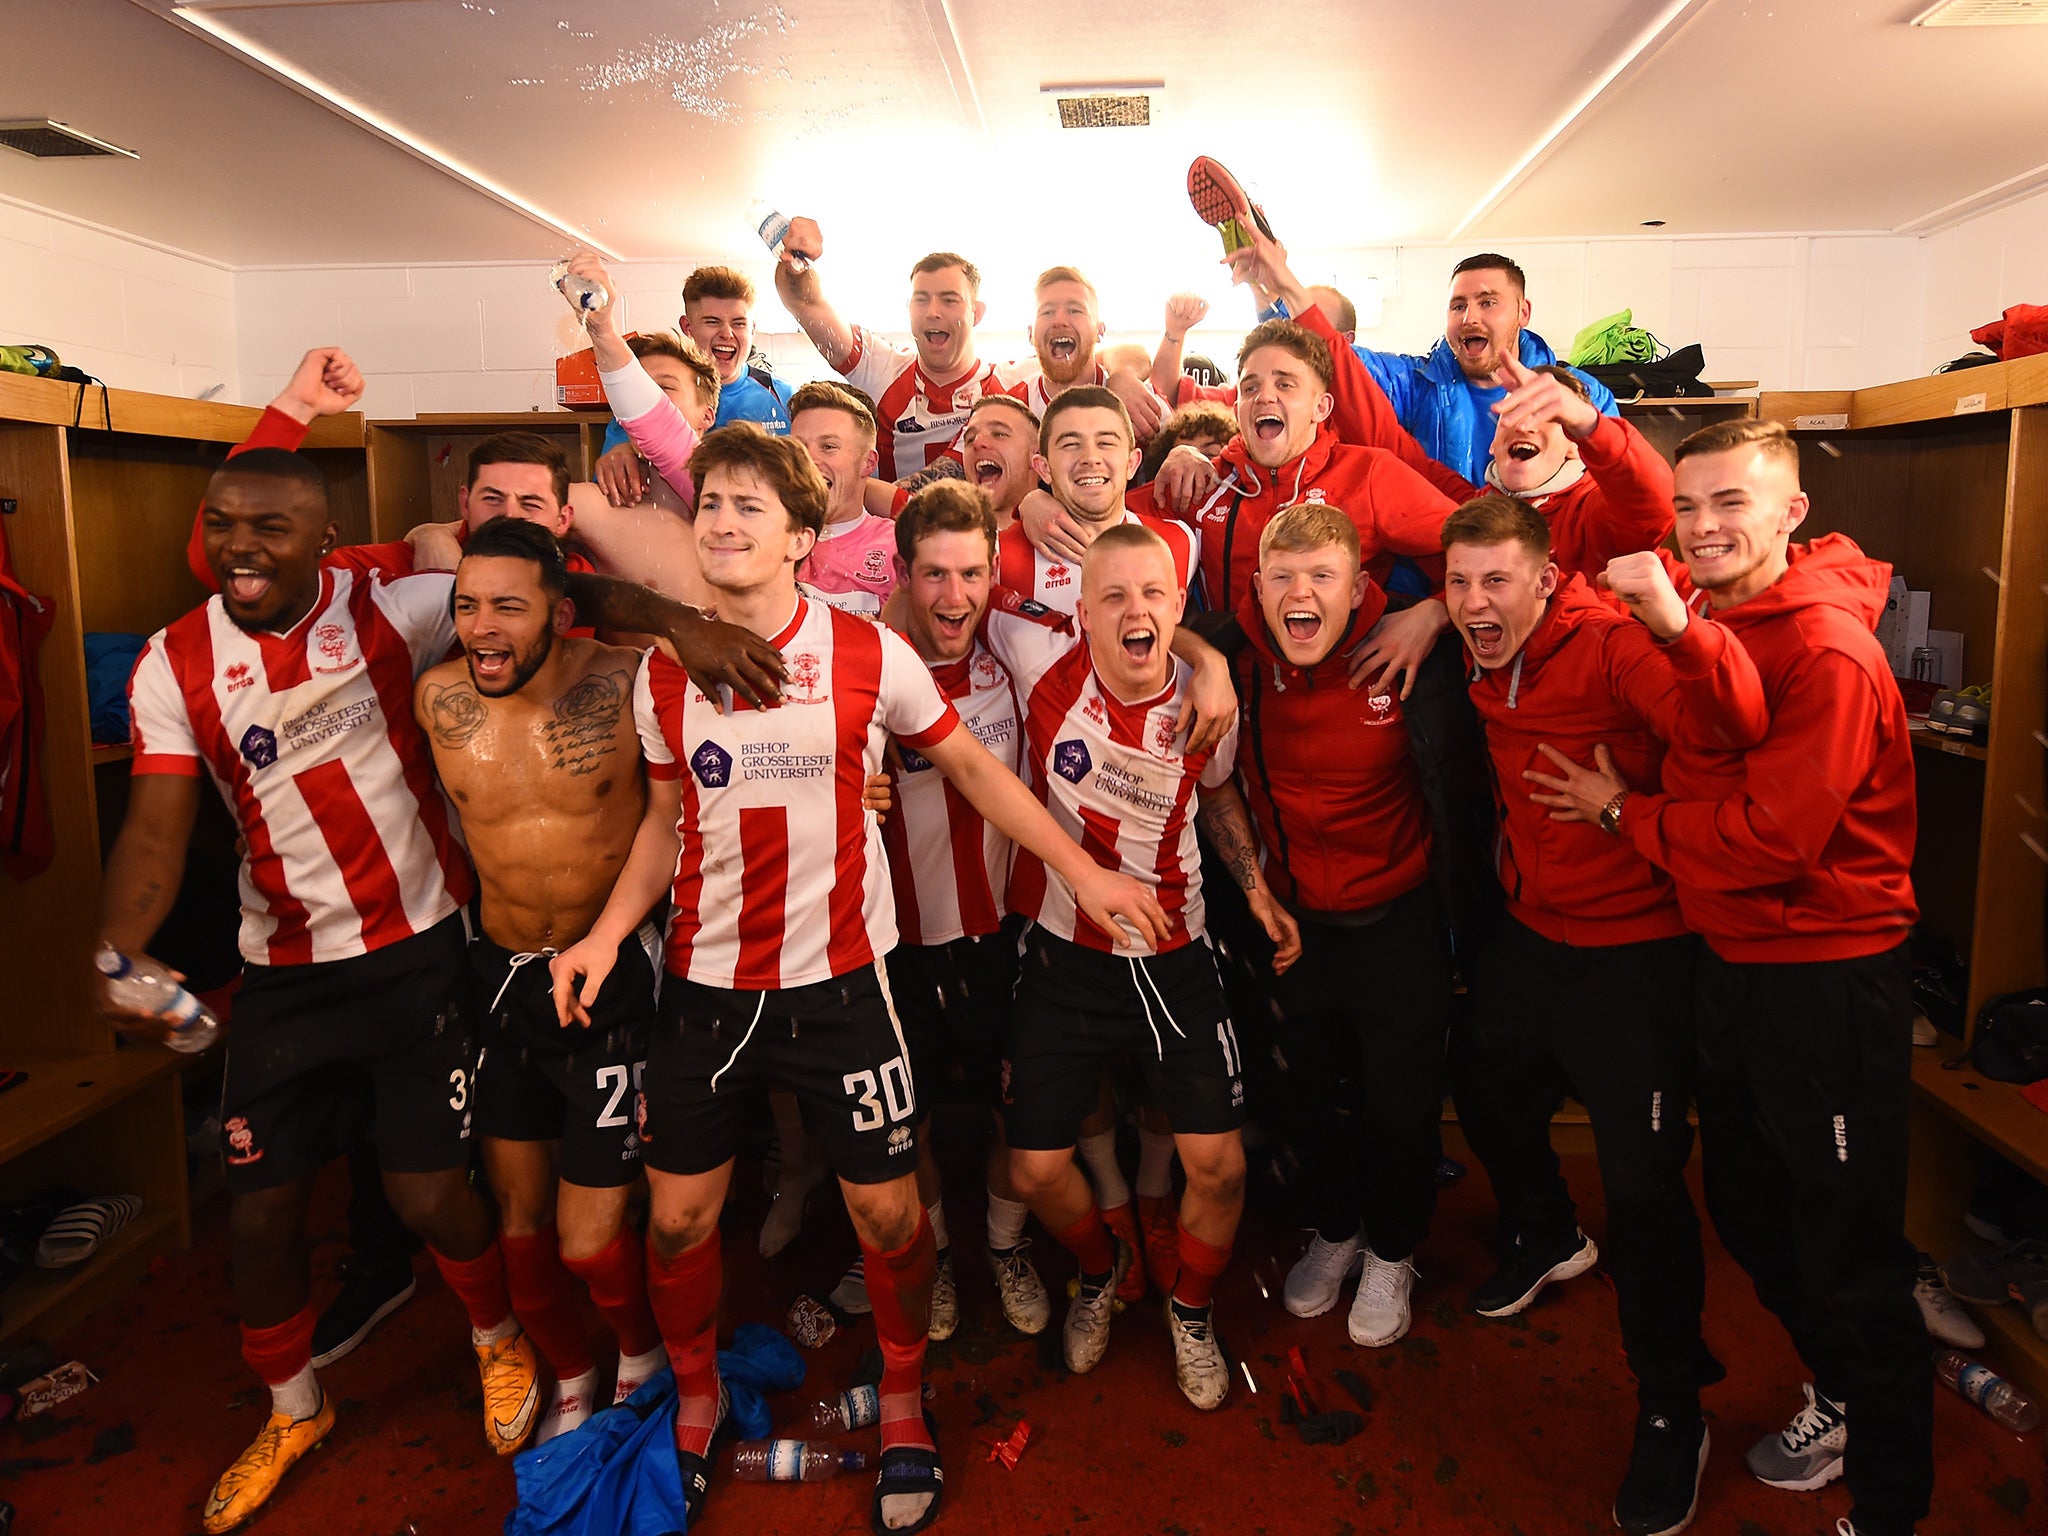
left=691, top=741, right=734, bottom=787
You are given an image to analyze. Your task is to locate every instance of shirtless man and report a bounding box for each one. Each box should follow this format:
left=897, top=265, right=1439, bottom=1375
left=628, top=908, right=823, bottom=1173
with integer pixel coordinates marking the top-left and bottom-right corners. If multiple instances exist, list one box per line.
left=415, top=516, right=669, bottom=1442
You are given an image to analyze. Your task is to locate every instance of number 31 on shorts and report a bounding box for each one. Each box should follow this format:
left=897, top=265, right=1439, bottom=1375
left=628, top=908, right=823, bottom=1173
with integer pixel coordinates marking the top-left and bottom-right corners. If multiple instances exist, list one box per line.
left=843, top=1056, right=915, bottom=1133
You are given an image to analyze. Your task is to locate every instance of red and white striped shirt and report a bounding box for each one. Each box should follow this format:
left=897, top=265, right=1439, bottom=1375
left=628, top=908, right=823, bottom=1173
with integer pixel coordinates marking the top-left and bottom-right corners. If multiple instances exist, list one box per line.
left=994, top=513, right=1200, bottom=619
left=981, top=595, right=1236, bottom=956
left=840, top=327, right=1019, bottom=482
left=1002, top=363, right=1108, bottom=416
left=635, top=596, right=960, bottom=991
left=127, top=570, right=473, bottom=966
left=881, top=641, right=1023, bottom=947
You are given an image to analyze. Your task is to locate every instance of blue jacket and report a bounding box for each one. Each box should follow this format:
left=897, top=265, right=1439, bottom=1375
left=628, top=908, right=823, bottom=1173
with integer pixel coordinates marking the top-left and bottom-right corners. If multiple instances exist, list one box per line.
left=601, top=363, right=796, bottom=456
left=1355, top=329, right=1617, bottom=488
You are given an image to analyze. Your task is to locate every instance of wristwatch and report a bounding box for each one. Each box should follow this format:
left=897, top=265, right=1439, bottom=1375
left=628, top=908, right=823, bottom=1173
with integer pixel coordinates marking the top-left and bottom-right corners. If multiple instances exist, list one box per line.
left=1599, top=789, right=1632, bottom=835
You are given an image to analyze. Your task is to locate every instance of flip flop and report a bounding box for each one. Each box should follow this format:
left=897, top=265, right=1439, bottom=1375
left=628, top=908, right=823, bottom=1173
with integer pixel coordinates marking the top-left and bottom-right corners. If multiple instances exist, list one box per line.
left=34, top=1196, right=141, bottom=1270
left=870, top=1409, right=944, bottom=1536
left=1186, top=156, right=1276, bottom=254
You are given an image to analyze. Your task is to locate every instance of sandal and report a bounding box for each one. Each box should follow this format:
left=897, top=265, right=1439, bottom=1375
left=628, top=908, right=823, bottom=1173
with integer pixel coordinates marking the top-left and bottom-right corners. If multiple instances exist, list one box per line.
left=34, top=1195, right=141, bottom=1269
left=870, top=1410, right=944, bottom=1536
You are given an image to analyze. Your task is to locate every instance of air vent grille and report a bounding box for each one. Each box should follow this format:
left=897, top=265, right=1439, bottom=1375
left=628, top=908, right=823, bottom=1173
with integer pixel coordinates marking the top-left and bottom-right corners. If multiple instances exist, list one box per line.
left=1054, top=94, right=1151, bottom=129
left=1912, top=0, right=2048, bottom=26
left=0, top=120, right=139, bottom=159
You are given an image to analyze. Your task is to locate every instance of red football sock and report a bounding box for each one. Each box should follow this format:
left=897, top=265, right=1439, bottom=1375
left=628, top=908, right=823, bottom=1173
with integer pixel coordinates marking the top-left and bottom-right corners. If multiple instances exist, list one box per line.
left=861, top=1211, right=936, bottom=1453
left=428, top=1239, right=514, bottom=1334
left=647, top=1230, right=723, bottom=1458
left=240, top=1301, right=318, bottom=1386
left=501, top=1226, right=596, bottom=1381
left=1172, top=1223, right=1232, bottom=1310
left=1049, top=1204, right=1116, bottom=1278
left=563, top=1226, right=663, bottom=1359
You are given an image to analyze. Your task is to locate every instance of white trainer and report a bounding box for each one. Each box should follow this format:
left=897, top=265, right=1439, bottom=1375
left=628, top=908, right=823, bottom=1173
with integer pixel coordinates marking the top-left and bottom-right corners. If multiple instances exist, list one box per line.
left=1283, top=1232, right=1364, bottom=1319
left=1063, top=1237, right=1131, bottom=1374
left=1348, top=1248, right=1416, bottom=1347
left=1166, top=1299, right=1230, bottom=1411
left=989, top=1242, right=1052, bottom=1335
left=928, top=1250, right=959, bottom=1341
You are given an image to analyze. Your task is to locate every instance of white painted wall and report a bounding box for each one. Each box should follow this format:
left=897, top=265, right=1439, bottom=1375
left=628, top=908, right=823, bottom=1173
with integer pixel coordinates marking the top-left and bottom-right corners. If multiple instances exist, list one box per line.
left=0, top=195, right=238, bottom=401
left=227, top=234, right=1935, bottom=416
left=1922, top=187, right=2048, bottom=373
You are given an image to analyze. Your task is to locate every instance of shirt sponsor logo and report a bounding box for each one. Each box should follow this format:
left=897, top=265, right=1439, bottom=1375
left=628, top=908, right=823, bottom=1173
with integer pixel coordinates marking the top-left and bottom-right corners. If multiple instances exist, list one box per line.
left=312, top=621, right=359, bottom=675
left=239, top=724, right=278, bottom=769
left=691, top=741, right=734, bottom=787
left=282, top=696, right=375, bottom=753
left=1052, top=739, right=1093, bottom=784
left=224, top=661, right=254, bottom=694
left=1095, top=759, right=1176, bottom=814
left=740, top=741, right=835, bottom=781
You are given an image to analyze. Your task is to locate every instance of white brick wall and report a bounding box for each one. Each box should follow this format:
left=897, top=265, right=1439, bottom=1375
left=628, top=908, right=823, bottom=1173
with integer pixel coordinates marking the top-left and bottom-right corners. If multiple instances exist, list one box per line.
left=0, top=195, right=238, bottom=401
left=1922, top=186, right=2048, bottom=371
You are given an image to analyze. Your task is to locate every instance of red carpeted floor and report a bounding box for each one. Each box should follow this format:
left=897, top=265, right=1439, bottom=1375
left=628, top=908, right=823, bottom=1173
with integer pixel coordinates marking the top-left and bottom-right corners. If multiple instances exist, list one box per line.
left=4, top=1119, right=2041, bottom=1536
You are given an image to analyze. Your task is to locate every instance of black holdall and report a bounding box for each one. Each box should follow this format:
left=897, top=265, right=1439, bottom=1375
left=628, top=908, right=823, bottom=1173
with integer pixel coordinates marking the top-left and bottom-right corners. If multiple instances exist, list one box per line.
left=1967, top=990, right=2048, bottom=1084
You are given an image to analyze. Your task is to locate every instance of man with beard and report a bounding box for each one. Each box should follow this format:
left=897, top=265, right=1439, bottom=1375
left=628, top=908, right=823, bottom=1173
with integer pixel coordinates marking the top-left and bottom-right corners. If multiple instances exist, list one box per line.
left=414, top=517, right=669, bottom=1446
left=102, top=448, right=782, bottom=1531
left=772, top=225, right=1018, bottom=481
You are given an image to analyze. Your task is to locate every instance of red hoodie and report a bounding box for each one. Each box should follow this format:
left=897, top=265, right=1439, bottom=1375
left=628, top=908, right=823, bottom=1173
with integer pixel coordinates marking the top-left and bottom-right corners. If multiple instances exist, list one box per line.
left=1469, top=573, right=1769, bottom=946
left=1622, top=535, right=1917, bottom=962
left=1229, top=582, right=1432, bottom=916
left=1130, top=423, right=1454, bottom=612
left=1296, top=304, right=1674, bottom=584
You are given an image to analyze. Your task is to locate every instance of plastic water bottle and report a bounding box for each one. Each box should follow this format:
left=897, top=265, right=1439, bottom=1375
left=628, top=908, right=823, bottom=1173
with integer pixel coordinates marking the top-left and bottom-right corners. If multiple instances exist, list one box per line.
left=1934, top=1349, right=2041, bottom=1431
left=549, top=258, right=609, bottom=316
left=805, top=1383, right=880, bottom=1434
left=748, top=202, right=810, bottom=273
left=728, top=1439, right=866, bottom=1482
left=95, top=943, right=219, bottom=1054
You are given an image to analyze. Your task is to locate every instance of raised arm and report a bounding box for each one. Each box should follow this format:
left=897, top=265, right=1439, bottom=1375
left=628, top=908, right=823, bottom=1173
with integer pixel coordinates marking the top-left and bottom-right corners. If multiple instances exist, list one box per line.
left=771, top=216, right=857, bottom=371
left=1151, top=293, right=1210, bottom=401
left=1601, top=553, right=1767, bottom=753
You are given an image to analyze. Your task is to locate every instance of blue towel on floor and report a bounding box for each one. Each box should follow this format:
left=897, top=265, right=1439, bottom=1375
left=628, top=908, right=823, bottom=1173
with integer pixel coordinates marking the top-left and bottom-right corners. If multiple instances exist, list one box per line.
left=505, top=1324, right=805, bottom=1536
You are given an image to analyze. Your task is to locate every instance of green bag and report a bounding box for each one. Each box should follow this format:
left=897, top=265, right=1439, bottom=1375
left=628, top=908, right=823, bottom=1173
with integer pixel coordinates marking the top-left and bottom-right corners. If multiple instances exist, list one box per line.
left=1566, top=310, right=1660, bottom=368
left=0, top=344, right=61, bottom=378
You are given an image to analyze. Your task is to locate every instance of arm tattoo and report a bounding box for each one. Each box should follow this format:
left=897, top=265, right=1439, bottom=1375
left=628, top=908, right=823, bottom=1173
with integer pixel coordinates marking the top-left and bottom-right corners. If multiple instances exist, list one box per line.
left=564, top=572, right=699, bottom=638
left=896, top=455, right=965, bottom=493
left=423, top=679, right=487, bottom=748
left=544, top=668, right=632, bottom=776
left=1197, top=797, right=1261, bottom=893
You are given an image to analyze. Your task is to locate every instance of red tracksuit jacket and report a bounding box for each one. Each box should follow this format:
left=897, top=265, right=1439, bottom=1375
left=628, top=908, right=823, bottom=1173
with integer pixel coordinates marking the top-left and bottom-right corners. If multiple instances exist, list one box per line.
left=1131, top=423, right=1455, bottom=612
left=1469, top=574, right=1769, bottom=947
left=1297, top=304, right=1675, bottom=584
left=1623, top=535, right=1918, bottom=962
left=1228, top=583, right=1432, bottom=916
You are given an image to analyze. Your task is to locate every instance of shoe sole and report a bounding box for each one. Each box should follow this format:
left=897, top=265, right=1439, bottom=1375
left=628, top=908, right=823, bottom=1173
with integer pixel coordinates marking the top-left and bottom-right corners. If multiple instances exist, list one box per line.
left=309, top=1275, right=417, bottom=1369
left=1747, top=1452, right=1844, bottom=1492
left=1065, top=1243, right=1132, bottom=1373
left=1616, top=1424, right=1709, bottom=1536
left=1284, top=1251, right=1365, bottom=1320
left=1472, top=1241, right=1600, bottom=1318
left=1349, top=1312, right=1410, bottom=1348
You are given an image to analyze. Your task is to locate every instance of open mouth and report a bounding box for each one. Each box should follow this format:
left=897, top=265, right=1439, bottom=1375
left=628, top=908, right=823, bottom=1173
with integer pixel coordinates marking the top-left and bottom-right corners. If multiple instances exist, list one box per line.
left=931, top=608, right=973, bottom=641
left=710, top=343, right=739, bottom=368
left=1253, top=411, right=1285, bottom=444
left=468, top=646, right=513, bottom=684
left=1507, top=441, right=1540, bottom=462
left=1120, top=626, right=1156, bottom=663
left=973, top=458, right=1004, bottom=487
left=1460, top=332, right=1491, bottom=362
left=922, top=328, right=951, bottom=349
left=223, top=567, right=274, bottom=605
left=1047, top=334, right=1078, bottom=361
left=1283, top=607, right=1321, bottom=643
left=1688, top=541, right=1735, bottom=562
left=1072, top=472, right=1109, bottom=491
left=1464, top=620, right=1504, bottom=659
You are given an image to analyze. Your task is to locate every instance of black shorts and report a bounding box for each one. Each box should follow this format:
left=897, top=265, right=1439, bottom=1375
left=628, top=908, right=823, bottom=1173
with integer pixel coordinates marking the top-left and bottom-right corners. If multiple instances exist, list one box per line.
left=889, top=919, right=1019, bottom=1109
left=640, top=960, right=920, bottom=1186
left=470, top=923, right=658, bottom=1189
left=220, top=912, right=477, bottom=1194
left=1001, top=926, right=1245, bottom=1151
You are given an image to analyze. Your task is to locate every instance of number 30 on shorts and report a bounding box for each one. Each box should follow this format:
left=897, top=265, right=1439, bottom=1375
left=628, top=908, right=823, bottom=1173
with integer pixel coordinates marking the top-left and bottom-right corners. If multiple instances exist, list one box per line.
left=843, top=1056, right=915, bottom=1133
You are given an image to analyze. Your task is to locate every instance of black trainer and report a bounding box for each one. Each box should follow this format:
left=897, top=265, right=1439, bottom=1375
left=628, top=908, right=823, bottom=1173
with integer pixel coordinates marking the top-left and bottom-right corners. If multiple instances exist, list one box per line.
left=1614, top=1411, right=1708, bottom=1536
left=1468, top=1228, right=1599, bottom=1317
left=311, top=1256, right=418, bottom=1368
